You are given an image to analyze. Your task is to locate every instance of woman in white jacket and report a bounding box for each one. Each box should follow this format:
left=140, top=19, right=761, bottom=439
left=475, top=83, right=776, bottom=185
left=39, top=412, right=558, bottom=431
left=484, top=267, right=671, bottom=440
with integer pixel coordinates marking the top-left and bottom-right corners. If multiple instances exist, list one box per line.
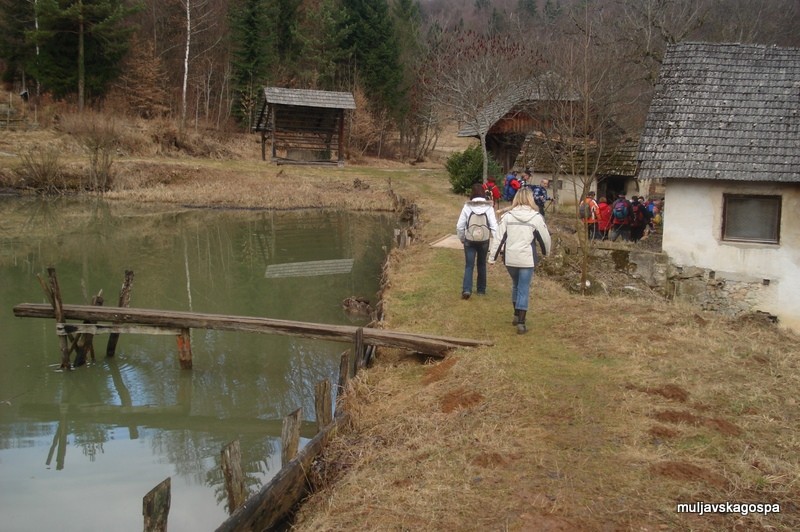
left=456, top=183, right=499, bottom=299
left=489, top=187, right=551, bottom=334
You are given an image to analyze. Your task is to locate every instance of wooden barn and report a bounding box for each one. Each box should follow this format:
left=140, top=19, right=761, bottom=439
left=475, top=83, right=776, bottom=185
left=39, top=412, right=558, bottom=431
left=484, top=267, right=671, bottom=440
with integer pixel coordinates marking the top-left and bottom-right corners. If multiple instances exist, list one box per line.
left=253, top=87, right=356, bottom=165
left=457, top=76, right=579, bottom=172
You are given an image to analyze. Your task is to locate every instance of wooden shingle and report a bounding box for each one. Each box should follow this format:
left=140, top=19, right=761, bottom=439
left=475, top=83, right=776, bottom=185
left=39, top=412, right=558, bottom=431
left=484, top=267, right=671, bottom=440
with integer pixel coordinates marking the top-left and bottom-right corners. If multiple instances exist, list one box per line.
left=637, top=42, right=800, bottom=182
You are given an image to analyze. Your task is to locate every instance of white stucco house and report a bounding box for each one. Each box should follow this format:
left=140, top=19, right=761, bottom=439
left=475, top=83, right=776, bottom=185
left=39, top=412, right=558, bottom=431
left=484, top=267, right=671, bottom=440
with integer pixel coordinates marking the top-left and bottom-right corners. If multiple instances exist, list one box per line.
left=637, top=42, right=800, bottom=332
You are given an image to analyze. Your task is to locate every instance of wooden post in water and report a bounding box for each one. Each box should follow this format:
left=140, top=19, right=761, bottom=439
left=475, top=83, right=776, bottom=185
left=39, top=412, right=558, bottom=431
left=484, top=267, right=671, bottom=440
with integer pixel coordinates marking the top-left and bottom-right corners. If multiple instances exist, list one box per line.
left=45, top=268, right=71, bottom=370
left=107, top=270, right=134, bottom=357
left=315, top=380, right=332, bottom=432
left=143, top=477, right=171, bottom=532
left=176, top=329, right=192, bottom=369
left=281, top=408, right=302, bottom=467
left=336, top=351, right=349, bottom=416
left=73, top=291, right=103, bottom=367
left=220, top=440, right=246, bottom=514
left=353, top=327, right=365, bottom=373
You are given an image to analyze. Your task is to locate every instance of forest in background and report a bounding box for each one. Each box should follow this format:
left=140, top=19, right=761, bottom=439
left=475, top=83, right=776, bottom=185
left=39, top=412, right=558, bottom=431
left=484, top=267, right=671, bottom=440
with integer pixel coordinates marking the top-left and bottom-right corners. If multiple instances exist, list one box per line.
left=1, top=0, right=799, bottom=162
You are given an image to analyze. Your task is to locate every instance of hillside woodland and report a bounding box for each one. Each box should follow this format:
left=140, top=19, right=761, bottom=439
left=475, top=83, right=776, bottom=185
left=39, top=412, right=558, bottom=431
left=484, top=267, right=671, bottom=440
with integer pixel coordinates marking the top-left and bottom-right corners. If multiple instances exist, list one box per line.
left=1, top=0, right=799, bottom=166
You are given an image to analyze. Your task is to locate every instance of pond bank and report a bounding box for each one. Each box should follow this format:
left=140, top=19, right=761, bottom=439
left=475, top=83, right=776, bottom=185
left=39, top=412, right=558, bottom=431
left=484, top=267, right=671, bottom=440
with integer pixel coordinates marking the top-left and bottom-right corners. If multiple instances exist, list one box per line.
left=3, top=152, right=799, bottom=531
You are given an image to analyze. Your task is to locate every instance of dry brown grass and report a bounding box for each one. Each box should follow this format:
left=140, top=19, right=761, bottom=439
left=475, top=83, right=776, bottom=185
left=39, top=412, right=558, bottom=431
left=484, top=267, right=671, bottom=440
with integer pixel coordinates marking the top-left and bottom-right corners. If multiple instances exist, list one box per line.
left=1, top=119, right=797, bottom=530
left=292, top=191, right=800, bottom=530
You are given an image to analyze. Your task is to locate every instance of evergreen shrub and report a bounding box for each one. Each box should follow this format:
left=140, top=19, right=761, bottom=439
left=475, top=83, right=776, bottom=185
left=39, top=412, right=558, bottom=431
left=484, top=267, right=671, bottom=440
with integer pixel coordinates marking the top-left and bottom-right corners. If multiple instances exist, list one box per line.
left=445, top=145, right=502, bottom=195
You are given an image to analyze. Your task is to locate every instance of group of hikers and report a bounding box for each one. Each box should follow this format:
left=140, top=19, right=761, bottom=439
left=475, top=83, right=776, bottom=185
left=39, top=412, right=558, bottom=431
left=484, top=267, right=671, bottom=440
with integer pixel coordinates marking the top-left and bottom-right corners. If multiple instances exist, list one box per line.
left=455, top=172, right=552, bottom=335
left=578, top=191, right=663, bottom=242
left=455, top=169, right=664, bottom=335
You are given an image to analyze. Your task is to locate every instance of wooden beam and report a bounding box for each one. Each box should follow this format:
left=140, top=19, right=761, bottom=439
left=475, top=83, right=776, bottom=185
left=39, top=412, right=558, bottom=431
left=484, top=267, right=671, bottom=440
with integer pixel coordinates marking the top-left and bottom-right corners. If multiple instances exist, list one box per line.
left=14, top=303, right=492, bottom=356
left=107, top=270, right=134, bottom=357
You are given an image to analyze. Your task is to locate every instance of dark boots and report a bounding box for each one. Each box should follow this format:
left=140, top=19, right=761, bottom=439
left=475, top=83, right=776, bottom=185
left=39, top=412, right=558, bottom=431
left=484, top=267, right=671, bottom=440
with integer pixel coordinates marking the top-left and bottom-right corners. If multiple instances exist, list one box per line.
left=516, top=310, right=527, bottom=334
left=512, top=306, right=520, bottom=325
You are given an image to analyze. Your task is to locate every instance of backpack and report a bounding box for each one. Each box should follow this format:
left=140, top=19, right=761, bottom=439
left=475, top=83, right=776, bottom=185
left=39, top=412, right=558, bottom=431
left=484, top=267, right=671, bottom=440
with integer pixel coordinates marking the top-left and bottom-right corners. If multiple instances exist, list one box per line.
left=578, top=201, right=588, bottom=219
left=612, top=200, right=630, bottom=220
left=465, top=211, right=490, bottom=242
left=483, top=182, right=498, bottom=201
left=502, top=178, right=517, bottom=201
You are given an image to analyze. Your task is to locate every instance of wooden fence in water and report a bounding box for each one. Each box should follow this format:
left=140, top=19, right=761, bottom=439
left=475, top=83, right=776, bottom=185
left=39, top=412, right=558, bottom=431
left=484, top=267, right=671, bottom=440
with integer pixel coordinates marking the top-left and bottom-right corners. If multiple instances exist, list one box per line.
left=13, top=267, right=491, bottom=530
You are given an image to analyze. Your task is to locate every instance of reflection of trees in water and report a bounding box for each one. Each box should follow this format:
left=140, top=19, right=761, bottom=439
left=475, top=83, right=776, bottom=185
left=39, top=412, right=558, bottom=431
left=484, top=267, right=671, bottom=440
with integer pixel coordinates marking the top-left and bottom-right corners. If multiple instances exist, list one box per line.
left=1, top=200, right=395, bottom=510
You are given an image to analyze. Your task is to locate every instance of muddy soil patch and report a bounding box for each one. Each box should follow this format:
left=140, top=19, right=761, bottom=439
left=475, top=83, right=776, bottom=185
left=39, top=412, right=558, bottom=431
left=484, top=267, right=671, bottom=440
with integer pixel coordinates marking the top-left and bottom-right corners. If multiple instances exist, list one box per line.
left=628, top=383, right=690, bottom=402
left=440, top=387, right=483, bottom=413
left=650, top=461, right=729, bottom=488
left=653, top=410, right=742, bottom=436
left=422, top=356, right=458, bottom=385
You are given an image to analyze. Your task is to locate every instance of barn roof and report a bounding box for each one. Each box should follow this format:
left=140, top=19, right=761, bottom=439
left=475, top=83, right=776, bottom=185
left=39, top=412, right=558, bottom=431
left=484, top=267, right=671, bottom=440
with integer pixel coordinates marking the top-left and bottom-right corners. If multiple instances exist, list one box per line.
left=457, top=73, right=577, bottom=138
left=262, top=87, right=356, bottom=110
left=637, top=42, right=800, bottom=182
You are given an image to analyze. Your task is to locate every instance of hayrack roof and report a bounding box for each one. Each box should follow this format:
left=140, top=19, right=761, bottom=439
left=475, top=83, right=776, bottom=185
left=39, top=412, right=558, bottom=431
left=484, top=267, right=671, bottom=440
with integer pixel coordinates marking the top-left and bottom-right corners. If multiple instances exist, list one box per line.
left=262, top=87, right=356, bottom=110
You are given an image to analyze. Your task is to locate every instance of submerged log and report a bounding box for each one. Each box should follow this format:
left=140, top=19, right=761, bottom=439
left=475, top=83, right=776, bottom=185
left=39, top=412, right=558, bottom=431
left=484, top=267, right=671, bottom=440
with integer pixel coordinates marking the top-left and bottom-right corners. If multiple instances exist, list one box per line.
left=14, top=303, right=492, bottom=356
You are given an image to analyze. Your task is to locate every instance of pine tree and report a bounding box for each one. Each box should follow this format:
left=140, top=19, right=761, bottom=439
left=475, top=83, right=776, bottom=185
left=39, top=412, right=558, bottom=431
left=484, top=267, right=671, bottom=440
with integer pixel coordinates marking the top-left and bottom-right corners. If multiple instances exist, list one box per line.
left=229, top=0, right=275, bottom=126
left=0, top=0, right=37, bottom=87
left=339, top=0, right=404, bottom=119
left=29, top=0, right=138, bottom=110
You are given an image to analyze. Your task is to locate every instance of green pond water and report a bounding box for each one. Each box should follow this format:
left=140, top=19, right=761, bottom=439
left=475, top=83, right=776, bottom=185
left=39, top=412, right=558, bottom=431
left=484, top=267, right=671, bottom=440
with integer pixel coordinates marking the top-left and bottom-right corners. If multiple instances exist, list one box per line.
left=0, top=197, right=395, bottom=531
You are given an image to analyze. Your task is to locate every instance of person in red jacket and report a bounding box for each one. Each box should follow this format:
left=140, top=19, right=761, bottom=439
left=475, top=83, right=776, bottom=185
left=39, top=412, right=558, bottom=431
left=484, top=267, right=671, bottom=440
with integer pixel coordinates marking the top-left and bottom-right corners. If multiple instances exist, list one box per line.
left=482, top=176, right=501, bottom=209
left=596, top=196, right=612, bottom=240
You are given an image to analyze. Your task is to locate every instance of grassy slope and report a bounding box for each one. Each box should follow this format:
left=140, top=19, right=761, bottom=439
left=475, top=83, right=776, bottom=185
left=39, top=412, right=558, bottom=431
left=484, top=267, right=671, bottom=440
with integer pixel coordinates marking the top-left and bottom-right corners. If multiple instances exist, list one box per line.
left=1, top=126, right=797, bottom=530
left=293, top=165, right=800, bottom=531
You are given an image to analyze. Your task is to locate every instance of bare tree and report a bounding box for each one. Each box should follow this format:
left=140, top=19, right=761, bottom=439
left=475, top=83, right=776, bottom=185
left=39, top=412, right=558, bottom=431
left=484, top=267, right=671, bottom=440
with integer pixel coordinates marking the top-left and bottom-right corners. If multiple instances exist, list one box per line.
left=421, top=28, right=540, bottom=182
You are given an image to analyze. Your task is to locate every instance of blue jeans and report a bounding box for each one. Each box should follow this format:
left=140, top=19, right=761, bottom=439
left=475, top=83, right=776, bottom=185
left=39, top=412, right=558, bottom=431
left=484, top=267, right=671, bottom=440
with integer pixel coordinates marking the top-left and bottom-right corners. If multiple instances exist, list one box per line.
left=462, top=240, right=490, bottom=294
left=505, top=266, right=534, bottom=311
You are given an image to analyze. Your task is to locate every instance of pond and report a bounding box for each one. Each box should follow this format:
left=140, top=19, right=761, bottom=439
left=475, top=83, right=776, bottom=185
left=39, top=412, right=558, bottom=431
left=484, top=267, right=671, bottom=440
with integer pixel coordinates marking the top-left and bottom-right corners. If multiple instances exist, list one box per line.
left=0, top=198, right=396, bottom=531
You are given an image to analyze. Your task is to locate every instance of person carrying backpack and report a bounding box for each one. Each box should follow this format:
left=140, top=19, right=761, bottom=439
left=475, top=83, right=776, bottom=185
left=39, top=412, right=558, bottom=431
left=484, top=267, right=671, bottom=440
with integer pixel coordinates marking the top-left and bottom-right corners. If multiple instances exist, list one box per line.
left=483, top=176, right=501, bottom=209
left=456, top=183, right=499, bottom=299
left=629, top=196, right=651, bottom=242
left=502, top=171, right=521, bottom=202
left=609, top=193, right=632, bottom=242
left=579, top=191, right=599, bottom=239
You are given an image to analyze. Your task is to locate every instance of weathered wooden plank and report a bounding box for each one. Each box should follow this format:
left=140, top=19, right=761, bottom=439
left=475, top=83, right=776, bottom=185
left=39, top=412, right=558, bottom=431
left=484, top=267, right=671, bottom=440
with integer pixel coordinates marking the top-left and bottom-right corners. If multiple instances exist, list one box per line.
left=14, top=303, right=492, bottom=355
left=281, top=408, right=302, bottom=467
left=143, top=477, right=171, bottom=532
left=314, top=380, right=332, bottom=432
left=215, top=412, right=350, bottom=532
left=221, top=440, right=247, bottom=514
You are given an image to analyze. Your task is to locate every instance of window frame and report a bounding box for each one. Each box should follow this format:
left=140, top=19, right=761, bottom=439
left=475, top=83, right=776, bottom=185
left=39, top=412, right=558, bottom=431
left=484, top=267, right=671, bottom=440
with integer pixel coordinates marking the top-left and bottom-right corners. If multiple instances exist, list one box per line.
left=721, top=193, right=781, bottom=244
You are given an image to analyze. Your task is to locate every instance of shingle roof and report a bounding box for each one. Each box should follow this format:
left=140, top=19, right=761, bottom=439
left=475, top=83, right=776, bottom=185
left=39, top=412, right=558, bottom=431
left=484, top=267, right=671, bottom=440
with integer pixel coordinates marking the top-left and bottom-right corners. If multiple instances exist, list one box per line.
left=637, top=42, right=800, bottom=182
left=262, top=87, right=356, bottom=109
left=457, top=73, right=577, bottom=137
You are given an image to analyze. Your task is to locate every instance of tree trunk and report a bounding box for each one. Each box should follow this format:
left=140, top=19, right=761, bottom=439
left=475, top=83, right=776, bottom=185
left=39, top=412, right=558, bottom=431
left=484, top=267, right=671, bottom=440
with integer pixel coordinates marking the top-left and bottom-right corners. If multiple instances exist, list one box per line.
left=78, top=0, right=84, bottom=112
left=181, top=0, right=191, bottom=131
left=479, top=132, right=489, bottom=183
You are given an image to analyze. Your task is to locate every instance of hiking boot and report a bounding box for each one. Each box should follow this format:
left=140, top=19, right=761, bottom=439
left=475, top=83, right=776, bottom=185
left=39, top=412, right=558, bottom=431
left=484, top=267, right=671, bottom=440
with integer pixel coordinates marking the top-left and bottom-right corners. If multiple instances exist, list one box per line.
left=512, top=309, right=520, bottom=325
left=461, top=292, right=471, bottom=300
left=516, top=310, right=527, bottom=334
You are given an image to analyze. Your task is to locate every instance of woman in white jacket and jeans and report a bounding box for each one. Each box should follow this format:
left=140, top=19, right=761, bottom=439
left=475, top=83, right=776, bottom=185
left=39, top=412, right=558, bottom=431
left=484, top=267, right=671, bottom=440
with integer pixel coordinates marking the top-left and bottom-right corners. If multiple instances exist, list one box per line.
left=489, top=187, right=551, bottom=334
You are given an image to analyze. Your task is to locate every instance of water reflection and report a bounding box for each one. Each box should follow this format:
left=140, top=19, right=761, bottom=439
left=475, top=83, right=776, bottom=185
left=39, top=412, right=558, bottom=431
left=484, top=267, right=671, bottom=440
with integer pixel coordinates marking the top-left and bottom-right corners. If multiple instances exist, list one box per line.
left=0, top=197, right=394, bottom=530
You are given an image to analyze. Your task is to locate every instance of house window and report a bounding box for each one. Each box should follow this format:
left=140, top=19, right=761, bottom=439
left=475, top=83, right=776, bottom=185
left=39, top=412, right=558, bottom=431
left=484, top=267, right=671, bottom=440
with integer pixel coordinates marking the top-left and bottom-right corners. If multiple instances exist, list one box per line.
left=722, top=194, right=781, bottom=244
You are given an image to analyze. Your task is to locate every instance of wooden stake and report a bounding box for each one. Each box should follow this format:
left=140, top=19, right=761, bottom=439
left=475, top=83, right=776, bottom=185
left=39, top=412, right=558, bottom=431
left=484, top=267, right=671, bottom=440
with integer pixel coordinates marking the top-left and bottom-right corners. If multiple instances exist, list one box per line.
left=107, top=270, right=134, bottom=357
left=143, top=477, right=171, bottom=532
left=314, top=380, right=332, bottom=433
left=220, top=440, right=246, bottom=514
left=47, top=268, right=71, bottom=370
left=176, top=329, right=192, bottom=369
left=336, top=351, right=349, bottom=416
left=354, top=327, right=365, bottom=373
left=281, top=408, right=302, bottom=467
